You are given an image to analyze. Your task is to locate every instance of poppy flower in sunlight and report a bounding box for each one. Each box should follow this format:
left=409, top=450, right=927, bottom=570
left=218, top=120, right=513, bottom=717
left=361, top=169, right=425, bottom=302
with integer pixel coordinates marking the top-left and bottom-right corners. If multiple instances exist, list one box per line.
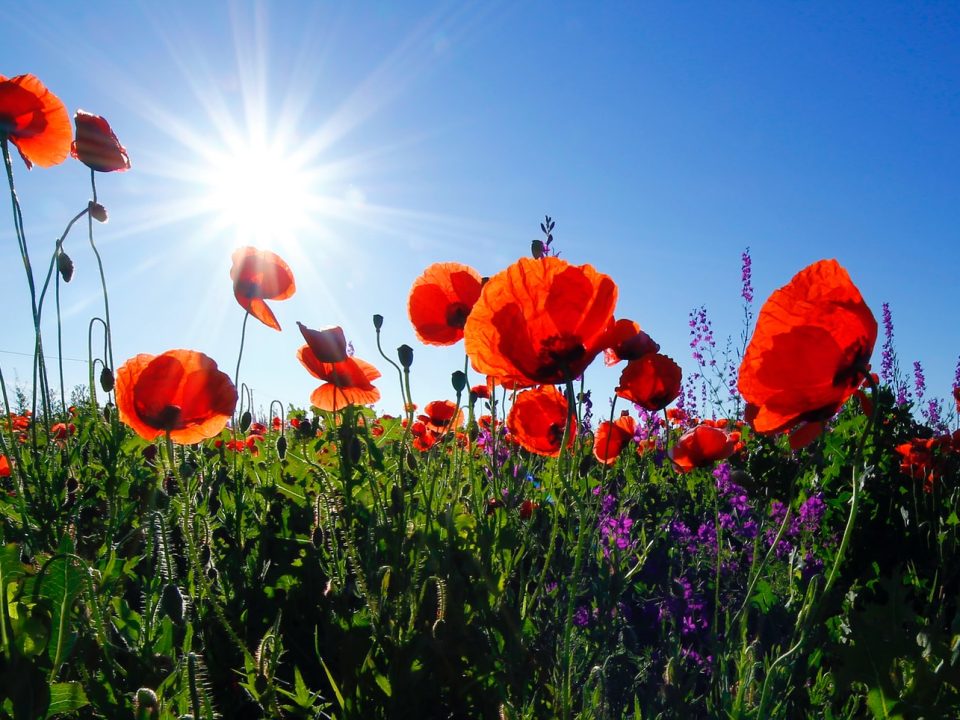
left=297, top=327, right=381, bottom=412
left=507, top=385, right=576, bottom=457
left=738, top=259, right=877, bottom=441
left=230, top=247, right=296, bottom=331
left=465, top=257, right=617, bottom=385
left=669, top=424, right=737, bottom=474
left=603, top=319, right=660, bottom=366
left=470, top=383, right=491, bottom=402
left=70, top=110, right=130, bottom=172
left=616, top=353, right=683, bottom=411
left=593, top=411, right=636, bottom=465
left=297, top=322, right=348, bottom=363
left=408, top=262, right=484, bottom=345
left=419, top=400, right=464, bottom=435
left=115, top=350, right=238, bottom=444
left=0, top=454, right=10, bottom=478
left=0, top=74, right=71, bottom=169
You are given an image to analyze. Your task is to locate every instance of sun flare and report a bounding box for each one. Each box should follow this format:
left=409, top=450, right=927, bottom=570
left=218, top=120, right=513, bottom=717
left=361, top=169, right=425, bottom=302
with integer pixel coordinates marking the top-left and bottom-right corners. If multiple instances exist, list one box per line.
left=199, top=137, right=315, bottom=247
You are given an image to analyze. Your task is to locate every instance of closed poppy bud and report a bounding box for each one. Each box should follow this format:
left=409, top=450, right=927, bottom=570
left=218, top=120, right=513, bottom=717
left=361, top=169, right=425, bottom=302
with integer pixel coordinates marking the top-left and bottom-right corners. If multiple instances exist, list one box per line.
left=57, top=249, right=74, bottom=282
left=373, top=314, right=384, bottom=330
left=134, top=688, right=159, bottom=720
left=159, top=583, right=185, bottom=624
left=88, top=201, right=108, bottom=223
left=100, top=367, right=114, bottom=392
left=398, top=344, right=414, bottom=369
left=276, top=435, right=287, bottom=459
left=451, top=370, right=466, bottom=393
left=531, top=239, right=545, bottom=259
left=239, top=410, right=252, bottom=432
left=103, top=405, right=111, bottom=422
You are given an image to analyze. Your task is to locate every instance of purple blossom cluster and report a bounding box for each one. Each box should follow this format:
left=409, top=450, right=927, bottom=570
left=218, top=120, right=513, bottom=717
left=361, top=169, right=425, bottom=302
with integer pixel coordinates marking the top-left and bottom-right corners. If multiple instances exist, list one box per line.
left=740, top=247, right=754, bottom=304
left=579, top=390, right=593, bottom=435
left=688, top=305, right=716, bottom=369
left=914, top=360, right=926, bottom=401
left=598, top=492, right=634, bottom=560
left=765, top=494, right=829, bottom=565
left=880, top=303, right=895, bottom=387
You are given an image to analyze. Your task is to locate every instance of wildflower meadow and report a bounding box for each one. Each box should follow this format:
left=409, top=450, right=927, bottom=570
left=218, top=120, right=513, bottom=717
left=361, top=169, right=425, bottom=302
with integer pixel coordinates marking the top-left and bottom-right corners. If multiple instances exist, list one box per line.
left=2, top=70, right=960, bottom=720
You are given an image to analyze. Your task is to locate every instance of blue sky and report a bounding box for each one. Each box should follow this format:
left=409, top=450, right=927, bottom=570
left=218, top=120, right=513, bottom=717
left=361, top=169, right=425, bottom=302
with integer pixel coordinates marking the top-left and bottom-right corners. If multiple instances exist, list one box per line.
left=2, top=2, right=958, bottom=418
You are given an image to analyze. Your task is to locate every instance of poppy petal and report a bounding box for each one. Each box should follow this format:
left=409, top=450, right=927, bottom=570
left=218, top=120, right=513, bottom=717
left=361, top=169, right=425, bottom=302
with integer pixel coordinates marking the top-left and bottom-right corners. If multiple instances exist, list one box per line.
left=0, top=74, right=72, bottom=169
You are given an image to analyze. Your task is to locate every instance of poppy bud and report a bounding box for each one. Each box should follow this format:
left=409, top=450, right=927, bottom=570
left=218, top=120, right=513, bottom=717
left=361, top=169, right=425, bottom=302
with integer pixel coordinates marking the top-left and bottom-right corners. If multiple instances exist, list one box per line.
left=397, top=344, right=414, bottom=369
left=88, top=200, right=108, bottom=223
left=134, top=688, right=159, bottom=719
left=276, top=435, right=287, bottom=459
left=57, top=250, right=74, bottom=282
left=102, top=405, right=111, bottom=422
left=239, top=411, right=252, bottom=432
left=100, top=367, right=114, bottom=393
left=159, top=583, right=185, bottom=624
left=451, top=370, right=466, bottom=394
left=531, top=239, right=545, bottom=259
left=373, top=314, right=384, bottom=330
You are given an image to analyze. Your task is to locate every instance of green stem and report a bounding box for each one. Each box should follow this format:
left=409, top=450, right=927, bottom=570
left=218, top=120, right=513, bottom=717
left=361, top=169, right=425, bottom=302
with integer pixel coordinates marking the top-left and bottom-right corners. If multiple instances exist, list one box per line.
left=87, top=170, right=114, bottom=373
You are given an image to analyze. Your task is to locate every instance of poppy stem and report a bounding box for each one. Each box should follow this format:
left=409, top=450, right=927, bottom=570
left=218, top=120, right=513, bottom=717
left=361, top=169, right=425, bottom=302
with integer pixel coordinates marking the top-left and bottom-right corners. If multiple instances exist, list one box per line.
left=87, top=170, right=114, bottom=375
left=2, top=138, right=52, bottom=426
left=373, top=322, right=407, bottom=413
left=234, top=311, right=251, bottom=392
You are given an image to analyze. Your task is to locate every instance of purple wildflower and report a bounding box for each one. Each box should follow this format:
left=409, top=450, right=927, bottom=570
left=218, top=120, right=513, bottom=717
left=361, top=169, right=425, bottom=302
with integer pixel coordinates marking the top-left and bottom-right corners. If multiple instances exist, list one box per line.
left=797, top=494, right=826, bottom=534
left=880, top=303, right=895, bottom=386
left=740, top=247, right=754, bottom=303
left=573, top=605, right=591, bottom=627
left=914, top=361, right=926, bottom=402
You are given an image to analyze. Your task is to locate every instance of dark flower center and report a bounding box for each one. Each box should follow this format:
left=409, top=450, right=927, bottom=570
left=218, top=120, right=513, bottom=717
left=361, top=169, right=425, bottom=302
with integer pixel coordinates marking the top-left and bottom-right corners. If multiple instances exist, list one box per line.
left=144, top=404, right=183, bottom=431
left=445, top=302, right=471, bottom=329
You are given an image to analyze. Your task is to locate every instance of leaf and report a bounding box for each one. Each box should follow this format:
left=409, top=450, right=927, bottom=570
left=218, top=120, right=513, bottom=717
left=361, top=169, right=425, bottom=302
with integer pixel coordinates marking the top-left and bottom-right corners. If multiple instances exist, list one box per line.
left=866, top=686, right=904, bottom=720
left=320, top=657, right=345, bottom=710
left=35, top=556, right=85, bottom=675
left=374, top=673, right=392, bottom=698
left=44, top=682, right=89, bottom=718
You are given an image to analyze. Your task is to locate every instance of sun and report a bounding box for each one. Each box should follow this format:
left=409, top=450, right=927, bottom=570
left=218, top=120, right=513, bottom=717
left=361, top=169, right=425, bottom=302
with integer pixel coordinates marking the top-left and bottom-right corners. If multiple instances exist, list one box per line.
left=198, top=135, right=316, bottom=248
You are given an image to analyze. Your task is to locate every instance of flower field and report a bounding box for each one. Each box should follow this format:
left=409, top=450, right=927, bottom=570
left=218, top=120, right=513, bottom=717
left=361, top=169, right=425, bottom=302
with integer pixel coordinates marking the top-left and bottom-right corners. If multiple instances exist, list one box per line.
left=2, top=72, right=960, bottom=720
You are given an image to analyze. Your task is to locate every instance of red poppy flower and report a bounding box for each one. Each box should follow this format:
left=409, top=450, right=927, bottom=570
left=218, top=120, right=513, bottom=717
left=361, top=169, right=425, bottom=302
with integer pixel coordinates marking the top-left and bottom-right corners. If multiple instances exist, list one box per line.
left=418, top=400, right=463, bottom=434
left=604, top=319, right=660, bottom=366
left=616, top=353, right=683, bottom=411
left=230, top=247, right=296, bottom=331
left=669, top=424, right=736, bottom=473
left=115, top=350, right=238, bottom=444
left=0, top=74, right=71, bottom=168
left=0, top=454, right=10, bottom=478
left=593, top=411, right=636, bottom=465
left=297, top=332, right=381, bottom=412
left=519, top=499, right=540, bottom=520
left=464, top=257, right=617, bottom=385
left=408, top=262, right=484, bottom=345
left=738, top=259, right=877, bottom=436
left=507, top=385, right=576, bottom=457
left=470, top=383, right=491, bottom=401
left=297, top=322, right=348, bottom=363
left=70, top=110, right=130, bottom=172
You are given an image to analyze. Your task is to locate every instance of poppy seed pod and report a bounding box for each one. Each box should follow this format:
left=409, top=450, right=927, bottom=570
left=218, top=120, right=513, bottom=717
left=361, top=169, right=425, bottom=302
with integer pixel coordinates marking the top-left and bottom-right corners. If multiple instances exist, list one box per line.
left=88, top=201, right=108, bottom=223
left=397, top=344, right=414, bottom=369
left=373, top=314, right=384, bottom=331
left=57, top=249, right=74, bottom=282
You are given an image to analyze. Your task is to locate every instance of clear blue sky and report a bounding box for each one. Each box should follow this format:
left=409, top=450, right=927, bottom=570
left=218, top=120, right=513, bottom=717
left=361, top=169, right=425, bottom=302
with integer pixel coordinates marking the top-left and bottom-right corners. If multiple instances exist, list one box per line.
left=2, top=2, right=958, bottom=419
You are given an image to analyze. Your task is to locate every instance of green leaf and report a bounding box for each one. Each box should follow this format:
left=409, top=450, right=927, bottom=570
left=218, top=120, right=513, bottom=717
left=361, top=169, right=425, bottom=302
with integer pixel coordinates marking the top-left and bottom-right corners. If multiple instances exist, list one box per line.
left=320, top=657, right=345, bottom=710
left=374, top=673, right=392, bottom=698
left=866, top=686, right=903, bottom=720
left=35, top=556, right=85, bottom=675
left=43, top=682, right=89, bottom=718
